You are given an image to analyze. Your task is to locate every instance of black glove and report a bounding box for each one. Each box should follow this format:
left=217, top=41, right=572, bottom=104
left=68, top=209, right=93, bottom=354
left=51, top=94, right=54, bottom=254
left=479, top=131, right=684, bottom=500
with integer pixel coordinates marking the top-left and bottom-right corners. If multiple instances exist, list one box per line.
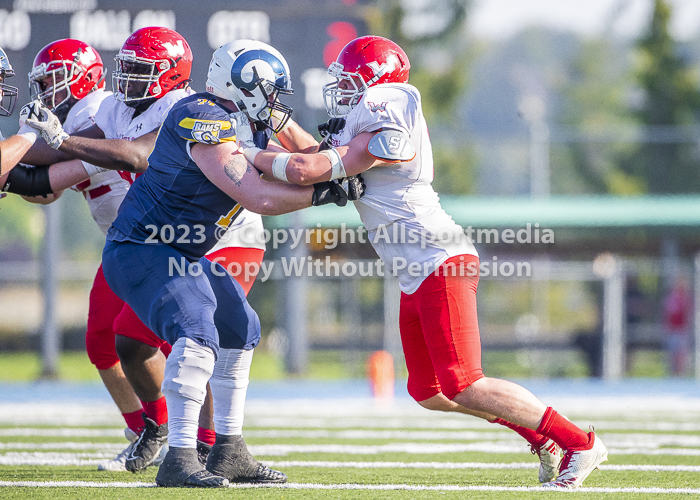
left=344, top=174, right=366, bottom=201
left=312, top=180, right=349, bottom=207
left=317, top=117, right=346, bottom=138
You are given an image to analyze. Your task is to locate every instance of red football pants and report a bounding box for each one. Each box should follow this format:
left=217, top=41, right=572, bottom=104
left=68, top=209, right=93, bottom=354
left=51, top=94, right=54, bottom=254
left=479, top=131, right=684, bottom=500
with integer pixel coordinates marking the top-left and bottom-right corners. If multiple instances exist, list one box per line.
left=85, top=246, right=265, bottom=369
left=399, top=255, right=484, bottom=401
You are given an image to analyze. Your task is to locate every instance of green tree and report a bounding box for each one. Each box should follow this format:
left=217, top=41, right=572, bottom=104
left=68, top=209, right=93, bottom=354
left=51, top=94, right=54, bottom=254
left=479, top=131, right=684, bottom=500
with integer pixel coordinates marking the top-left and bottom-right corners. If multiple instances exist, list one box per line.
left=622, top=0, right=700, bottom=193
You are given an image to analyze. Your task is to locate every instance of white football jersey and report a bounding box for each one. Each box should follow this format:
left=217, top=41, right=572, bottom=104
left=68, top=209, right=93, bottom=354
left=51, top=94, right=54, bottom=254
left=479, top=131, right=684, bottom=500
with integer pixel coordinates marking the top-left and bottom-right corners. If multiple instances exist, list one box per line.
left=64, top=89, right=130, bottom=235
left=209, top=209, right=266, bottom=252
left=331, top=83, right=477, bottom=294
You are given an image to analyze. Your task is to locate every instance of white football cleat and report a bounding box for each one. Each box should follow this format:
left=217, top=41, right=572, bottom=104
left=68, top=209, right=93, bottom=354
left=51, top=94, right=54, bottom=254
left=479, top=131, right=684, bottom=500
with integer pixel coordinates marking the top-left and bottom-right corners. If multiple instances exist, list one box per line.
left=531, top=438, right=563, bottom=483
left=541, top=432, right=608, bottom=489
left=97, top=428, right=139, bottom=472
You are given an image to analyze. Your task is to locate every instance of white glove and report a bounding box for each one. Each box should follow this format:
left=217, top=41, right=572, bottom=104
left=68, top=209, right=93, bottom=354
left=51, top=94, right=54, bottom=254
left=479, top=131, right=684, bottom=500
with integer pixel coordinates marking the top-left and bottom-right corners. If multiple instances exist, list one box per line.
left=18, top=101, right=43, bottom=128
left=15, top=101, right=44, bottom=145
left=25, top=103, right=70, bottom=149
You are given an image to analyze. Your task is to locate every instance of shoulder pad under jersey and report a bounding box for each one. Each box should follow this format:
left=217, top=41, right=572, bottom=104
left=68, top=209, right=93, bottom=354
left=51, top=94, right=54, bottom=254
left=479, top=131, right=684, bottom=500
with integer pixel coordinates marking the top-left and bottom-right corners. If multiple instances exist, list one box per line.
left=367, top=129, right=416, bottom=162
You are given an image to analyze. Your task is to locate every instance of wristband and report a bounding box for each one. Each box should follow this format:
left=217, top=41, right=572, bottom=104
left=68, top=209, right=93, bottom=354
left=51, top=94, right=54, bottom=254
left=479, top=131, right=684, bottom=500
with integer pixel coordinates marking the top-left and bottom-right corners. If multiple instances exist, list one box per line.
left=16, top=124, right=38, bottom=146
left=271, top=153, right=292, bottom=182
left=319, top=148, right=347, bottom=180
left=243, top=146, right=262, bottom=164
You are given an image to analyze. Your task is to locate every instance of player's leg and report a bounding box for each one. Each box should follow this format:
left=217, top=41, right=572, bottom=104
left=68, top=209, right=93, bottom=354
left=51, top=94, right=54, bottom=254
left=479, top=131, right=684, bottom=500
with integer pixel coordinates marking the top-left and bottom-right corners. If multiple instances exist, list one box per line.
left=113, top=306, right=169, bottom=472
left=102, top=240, right=228, bottom=488
left=401, top=255, right=560, bottom=480
left=196, top=245, right=265, bottom=461
left=417, top=255, right=606, bottom=487
left=202, top=258, right=286, bottom=483
left=84, top=264, right=145, bottom=471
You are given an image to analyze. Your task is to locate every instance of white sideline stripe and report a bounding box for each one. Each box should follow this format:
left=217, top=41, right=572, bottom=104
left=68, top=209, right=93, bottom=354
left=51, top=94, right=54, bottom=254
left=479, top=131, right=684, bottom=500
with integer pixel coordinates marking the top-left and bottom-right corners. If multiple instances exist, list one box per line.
left=265, top=460, right=700, bottom=472
left=2, top=452, right=699, bottom=472
left=246, top=443, right=700, bottom=456
left=0, top=442, right=125, bottom=451
left=0, top=480, right=698, bottom=494
left=5, top=428, right=700, bottom=448
left=0, top=428, right=123, bottom=437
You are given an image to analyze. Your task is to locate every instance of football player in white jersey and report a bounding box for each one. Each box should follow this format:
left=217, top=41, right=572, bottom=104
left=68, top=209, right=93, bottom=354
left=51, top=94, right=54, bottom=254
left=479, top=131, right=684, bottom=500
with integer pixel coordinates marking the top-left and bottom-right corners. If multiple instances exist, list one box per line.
left=240, top=36, right=608, bottom=489
left=0, top=36, right=179, bottom=471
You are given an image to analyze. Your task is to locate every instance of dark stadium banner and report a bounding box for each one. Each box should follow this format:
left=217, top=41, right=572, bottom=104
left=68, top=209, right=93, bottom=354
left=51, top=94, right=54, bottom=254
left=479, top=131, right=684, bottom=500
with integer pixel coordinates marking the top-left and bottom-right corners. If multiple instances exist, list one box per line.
left=0, top=0, right=369, bottom=137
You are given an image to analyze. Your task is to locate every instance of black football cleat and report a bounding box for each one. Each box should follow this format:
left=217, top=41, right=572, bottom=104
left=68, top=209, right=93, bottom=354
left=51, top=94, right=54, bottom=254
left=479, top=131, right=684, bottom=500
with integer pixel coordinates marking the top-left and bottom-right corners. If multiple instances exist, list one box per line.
left=196, top=440, right=212, bottom=466
left=125, top=414, right=168, bottom=473
left=206, top=434, right=287, bottom=483
left=156, top=447, right=228, bottom=488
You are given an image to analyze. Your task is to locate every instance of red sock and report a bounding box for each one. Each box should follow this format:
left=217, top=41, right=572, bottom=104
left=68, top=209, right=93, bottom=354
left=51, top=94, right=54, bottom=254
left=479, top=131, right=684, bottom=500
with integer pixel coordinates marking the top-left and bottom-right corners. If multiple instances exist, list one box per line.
left=141, top=397, right=168, bottom=426
left=197, top=427, right=216, bottom=446
left=537, top=407, right=592, bottom=450
left=122, top=409, right=144, bottom=434
left=492, top=418, right=547, bottom=446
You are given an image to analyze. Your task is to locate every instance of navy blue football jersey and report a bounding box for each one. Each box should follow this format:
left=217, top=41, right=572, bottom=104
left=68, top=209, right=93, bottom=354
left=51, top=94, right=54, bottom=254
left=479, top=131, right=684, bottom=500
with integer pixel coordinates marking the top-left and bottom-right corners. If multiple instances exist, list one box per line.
left=107, top=92, right=270, bottom=261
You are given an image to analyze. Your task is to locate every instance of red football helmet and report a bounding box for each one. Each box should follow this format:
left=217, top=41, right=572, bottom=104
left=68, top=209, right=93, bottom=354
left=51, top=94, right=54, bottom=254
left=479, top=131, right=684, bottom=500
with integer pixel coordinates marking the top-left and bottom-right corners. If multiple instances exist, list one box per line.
left=112, top=27, right=192, bottom=103
left=29, top=39, right=104, bottom=112
left=323, top=36, right=410, bottom=117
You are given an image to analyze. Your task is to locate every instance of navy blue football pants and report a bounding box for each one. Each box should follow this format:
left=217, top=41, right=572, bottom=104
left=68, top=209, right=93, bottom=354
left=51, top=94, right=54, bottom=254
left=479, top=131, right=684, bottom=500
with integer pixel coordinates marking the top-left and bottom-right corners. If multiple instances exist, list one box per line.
left=102, top=239, right=260, bottom=357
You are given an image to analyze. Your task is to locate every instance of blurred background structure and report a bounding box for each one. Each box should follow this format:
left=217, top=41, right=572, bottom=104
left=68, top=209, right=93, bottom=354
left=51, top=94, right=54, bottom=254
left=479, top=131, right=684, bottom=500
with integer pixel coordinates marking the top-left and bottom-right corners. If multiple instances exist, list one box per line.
left=1, top=0, right=700, bottom=382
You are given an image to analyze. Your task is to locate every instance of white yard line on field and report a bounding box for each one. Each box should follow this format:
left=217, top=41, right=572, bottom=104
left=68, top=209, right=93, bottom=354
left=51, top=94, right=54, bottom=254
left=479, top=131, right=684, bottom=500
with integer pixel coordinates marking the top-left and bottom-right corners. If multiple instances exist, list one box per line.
left=265, top=460, right=700, bottom=472
left=0, top=480, right=698, bottom=494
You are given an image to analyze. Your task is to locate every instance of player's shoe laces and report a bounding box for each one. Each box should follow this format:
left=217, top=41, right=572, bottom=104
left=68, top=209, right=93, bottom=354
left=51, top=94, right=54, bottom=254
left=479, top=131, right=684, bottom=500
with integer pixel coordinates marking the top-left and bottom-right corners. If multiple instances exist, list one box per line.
left=541, top=432, right=608, bottom=489
left=125, top=413, right=168, bottom=473
left=530, top=438, right=563, bottom=483
left=97, top=428, right=139, bottom=471
left=156, top=447, right=228, bottom=488
left=197, top=440, right=212, bottom=466
left=206, top=434, right=287, bottom=483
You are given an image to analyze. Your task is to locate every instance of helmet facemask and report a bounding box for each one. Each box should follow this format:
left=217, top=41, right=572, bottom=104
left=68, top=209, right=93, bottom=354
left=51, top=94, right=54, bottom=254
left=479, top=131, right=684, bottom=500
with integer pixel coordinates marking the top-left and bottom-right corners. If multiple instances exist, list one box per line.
left=322, top=62, right=366, bottom=118
left=29, top=61, right=77, bottom=112
left=112, top=54, right=165, bottom=104
left=240, top=76, right=293, bottom=134
left=0, top=69, right=17, bottom=117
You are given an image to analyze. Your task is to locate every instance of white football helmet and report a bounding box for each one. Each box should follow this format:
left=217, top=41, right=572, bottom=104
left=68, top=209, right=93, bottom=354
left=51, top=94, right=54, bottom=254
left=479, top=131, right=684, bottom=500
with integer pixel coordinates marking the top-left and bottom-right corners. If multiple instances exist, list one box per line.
left=206, top=39, right=293, bottom=133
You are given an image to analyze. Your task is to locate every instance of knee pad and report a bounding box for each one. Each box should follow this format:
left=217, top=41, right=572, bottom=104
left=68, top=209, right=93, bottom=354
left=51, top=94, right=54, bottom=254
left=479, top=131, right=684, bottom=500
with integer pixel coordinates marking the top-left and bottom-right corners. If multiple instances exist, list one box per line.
left=85, top=328, right=119, bottom=370
left=161, top=338, right=215, bottom=405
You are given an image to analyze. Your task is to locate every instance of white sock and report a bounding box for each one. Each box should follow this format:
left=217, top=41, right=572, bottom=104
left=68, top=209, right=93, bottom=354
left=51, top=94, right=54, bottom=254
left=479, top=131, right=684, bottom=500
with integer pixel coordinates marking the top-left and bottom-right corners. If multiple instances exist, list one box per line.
left=209, top=348, right=254, bottom=436
left=161, top=338, right=215, bottom=448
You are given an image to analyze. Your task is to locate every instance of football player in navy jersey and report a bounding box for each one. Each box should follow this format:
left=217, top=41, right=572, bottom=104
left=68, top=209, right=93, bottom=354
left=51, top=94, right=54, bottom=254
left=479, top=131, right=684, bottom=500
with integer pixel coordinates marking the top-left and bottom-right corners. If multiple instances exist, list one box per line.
left=99, top=40, right=362, bottom=488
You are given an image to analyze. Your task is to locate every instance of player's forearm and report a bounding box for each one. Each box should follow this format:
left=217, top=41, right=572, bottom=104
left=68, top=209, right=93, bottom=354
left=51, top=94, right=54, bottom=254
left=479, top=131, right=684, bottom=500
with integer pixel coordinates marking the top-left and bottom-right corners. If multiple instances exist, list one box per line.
left=240, top=182, right=313, bottom=215
left=48, top=160, right=90, bottom=192
left=252, top=151, right=332, bottom=185
left=19, top=138, right=73, bottom=168
left=59, top=136, right=149, bottom=173
left=1, top=135, right=36, bottom=175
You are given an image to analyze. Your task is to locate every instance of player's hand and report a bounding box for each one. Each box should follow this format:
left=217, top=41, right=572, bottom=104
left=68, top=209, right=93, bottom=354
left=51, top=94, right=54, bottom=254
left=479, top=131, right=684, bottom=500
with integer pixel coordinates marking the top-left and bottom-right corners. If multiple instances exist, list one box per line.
left=311, top=179, right=349, bottom=207
left=25, top=103, right=69, bottom=149
left=318, top=117, right=346, bottom=138
left=342, top=174, right=366, bottom=201
left=18, top=101, right=43, bottom=128
left=232, top=112, right=256, bottom=149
